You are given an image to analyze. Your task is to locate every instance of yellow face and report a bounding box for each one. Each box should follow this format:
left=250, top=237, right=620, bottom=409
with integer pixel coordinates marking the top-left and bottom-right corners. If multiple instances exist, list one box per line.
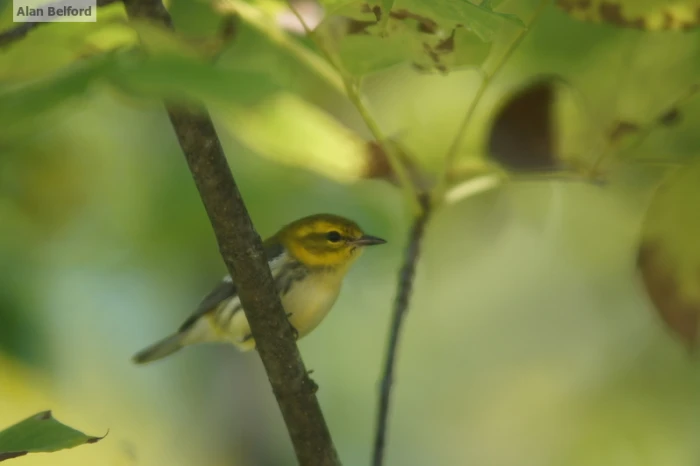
left=279, top=214, right=386, bottom=269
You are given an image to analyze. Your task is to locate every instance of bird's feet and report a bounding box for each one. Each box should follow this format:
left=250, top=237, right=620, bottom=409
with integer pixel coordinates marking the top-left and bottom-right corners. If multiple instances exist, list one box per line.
left=305, top=370, right=318, bottom=394
left=286, top=312, right=299, bottom=340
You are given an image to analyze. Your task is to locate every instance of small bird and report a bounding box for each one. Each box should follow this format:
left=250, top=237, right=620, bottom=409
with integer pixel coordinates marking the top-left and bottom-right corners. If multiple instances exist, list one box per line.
left=132, top=213, right=386, bottom=364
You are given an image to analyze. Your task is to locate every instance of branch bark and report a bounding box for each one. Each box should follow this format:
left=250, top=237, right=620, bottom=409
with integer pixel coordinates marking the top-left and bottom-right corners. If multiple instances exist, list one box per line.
left=372, top=194, right=431, bottom=466
left=120, top=1, right=341, bottom=465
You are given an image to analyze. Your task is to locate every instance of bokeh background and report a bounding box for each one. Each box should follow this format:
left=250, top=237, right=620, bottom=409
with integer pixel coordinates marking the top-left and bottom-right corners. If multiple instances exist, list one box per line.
left=2, top=0, right=700, bottom=465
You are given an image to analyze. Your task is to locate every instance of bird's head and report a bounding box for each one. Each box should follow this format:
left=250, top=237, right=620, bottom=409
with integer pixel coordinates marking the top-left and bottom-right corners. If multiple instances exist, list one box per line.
left=277, top=214, right=386, bottom=270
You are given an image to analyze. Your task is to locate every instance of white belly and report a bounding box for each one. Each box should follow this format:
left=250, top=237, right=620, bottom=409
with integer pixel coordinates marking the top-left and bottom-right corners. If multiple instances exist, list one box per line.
left=219, top=273, right=342, bottom=351
left=283, top=274, right=342, bottom=339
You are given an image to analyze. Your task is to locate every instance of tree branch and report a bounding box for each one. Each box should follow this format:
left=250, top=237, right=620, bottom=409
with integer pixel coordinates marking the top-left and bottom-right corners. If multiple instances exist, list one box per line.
left=121, top=1, right=341, bottom=465
left=0, top=0, right=119, bottom=49
left=372, top=193, right=431, bottom=466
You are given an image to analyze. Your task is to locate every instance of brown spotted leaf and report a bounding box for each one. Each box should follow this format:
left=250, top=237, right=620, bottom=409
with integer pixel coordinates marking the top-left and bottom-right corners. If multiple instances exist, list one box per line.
left=0, top=411, right=106, bottom=462
left=556, top=0, right=700, bottom=31
left=638, top=161, right=700, bottom=349
left=316, top=0, right=523, bottom=75
left=605, top=84, right=699, bottom=151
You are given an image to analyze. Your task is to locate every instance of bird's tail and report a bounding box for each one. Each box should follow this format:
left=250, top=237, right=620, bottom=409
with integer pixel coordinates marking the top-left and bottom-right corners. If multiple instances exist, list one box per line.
left=132, top=316, right=216, bottom=364
left=132, top=333, right=186, bottom=365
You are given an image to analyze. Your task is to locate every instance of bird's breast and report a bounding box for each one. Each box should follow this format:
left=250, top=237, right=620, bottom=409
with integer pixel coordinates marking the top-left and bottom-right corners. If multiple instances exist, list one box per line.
left=282, top=272, right=342, bottom=339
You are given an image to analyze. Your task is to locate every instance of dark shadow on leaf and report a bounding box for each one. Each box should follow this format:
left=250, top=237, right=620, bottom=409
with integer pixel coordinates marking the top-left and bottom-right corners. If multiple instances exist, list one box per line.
left=488, top=77, right=562, bottom=172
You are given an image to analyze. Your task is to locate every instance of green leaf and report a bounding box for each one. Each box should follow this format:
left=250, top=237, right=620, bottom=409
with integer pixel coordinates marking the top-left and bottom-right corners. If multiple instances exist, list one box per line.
left=213, top=0, right=345, bottom=93
left=333, top=24, right=420, bottom=76
left=0, top=411, right=105, bottom=461
left=0, top=48, right=281, bottom=134
left=378, top=0, right=395, bottom=31
left=556, top=0, right=700, bottom=31
left=0, top=4, right=131, bottom=81
left=638, top=161, right=700, bottom=349
left=218, top=92, right=373, bottom=183
left=477, top=0, right=526, bottom=28
left=316, top=0, right=510, bottom=75
left=106, top=52, right=279, bottom=106
left=0, top=53, right=116, bottom=131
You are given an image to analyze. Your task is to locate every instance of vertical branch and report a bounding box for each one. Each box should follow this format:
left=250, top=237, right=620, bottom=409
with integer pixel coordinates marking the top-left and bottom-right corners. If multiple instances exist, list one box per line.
left=372, top=194, right=431, bottom=466
left=121, top=1, right=341, bottom=465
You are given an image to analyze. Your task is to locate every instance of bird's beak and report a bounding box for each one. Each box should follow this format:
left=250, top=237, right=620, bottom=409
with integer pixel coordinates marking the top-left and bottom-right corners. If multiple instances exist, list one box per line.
left=351, top=235, right=387, bottom=246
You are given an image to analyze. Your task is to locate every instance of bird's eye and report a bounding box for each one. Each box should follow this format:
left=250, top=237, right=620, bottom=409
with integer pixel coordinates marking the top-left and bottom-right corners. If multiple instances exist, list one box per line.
left=326, top=231, right=342, bottom=243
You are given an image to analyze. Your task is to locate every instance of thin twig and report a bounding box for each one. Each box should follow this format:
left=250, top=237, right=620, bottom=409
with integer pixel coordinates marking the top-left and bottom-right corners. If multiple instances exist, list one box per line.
left=434, top=0, right=551, bottom=204
left=285, top=0, right=422, bottom=213
left=0, top=0, right=120, bottom=49
left=121, top=0, right=341, bottom=464
left=372, top=194, right=431, bottom=466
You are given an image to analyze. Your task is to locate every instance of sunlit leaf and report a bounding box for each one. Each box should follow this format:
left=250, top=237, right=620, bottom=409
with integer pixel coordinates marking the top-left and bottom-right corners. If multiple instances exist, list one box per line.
left=213, top=0, right=345, bottom=93
left=0, top=411, right=105, bottom=461
left=0, top=3, right=130, bottom=81
left=217, top=91, right=425, bottom=186
left=218, top=92, right=372, bottom=183
left=556, top=0, right=700, bottom=31
left=316, top=0, right=512, bottom=75
left=638, top=161, right=700, bottom=349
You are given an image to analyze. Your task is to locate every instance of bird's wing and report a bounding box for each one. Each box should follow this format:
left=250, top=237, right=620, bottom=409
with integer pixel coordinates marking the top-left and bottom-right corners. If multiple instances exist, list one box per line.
left=178, top=241, right=287, bottom=332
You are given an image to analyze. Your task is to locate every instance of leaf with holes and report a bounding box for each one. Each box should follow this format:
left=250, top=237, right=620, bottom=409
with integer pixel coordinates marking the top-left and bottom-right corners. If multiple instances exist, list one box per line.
left=556, top=0, right=700, bottom=31
left=0, top=411, right=106, bottom=462
left=316, top=0, right=521, bottom=75
left=638, top=161, right=700, bottom=349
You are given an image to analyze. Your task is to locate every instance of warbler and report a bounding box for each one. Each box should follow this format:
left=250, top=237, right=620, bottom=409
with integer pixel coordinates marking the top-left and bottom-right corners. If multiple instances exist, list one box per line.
left=132, top=213, right=386, bottom=364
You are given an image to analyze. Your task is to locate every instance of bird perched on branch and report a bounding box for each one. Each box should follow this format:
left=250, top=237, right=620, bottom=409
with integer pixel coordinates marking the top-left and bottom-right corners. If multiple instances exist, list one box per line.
left=132, top=213, right=386, bottom=364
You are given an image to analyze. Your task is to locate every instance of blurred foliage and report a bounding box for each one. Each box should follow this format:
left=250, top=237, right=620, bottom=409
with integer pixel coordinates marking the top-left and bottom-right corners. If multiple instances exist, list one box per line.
left=2, top=0, right=700, bottom=465
left=556, top=0, right=700, bottom=31
left=0, top=411, right=104, bottom=462
left=638, top=160, right=700, bottom=349
left=313, top=0, right=507, bottom=75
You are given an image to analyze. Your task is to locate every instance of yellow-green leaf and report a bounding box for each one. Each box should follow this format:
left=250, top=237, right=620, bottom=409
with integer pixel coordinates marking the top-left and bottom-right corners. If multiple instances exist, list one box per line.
left=218, top=93, right=424, bottom=186
left=213, top=0, right=345, bottom=93
left=556, top=0, right=700, bottom=31
left=0, top=411, right=105, bottom=462
left=638, top=161, right=700, bottom=349
left=218, top=92, right=372, bottom=183
left=316, top=0, right=508, bottom=75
